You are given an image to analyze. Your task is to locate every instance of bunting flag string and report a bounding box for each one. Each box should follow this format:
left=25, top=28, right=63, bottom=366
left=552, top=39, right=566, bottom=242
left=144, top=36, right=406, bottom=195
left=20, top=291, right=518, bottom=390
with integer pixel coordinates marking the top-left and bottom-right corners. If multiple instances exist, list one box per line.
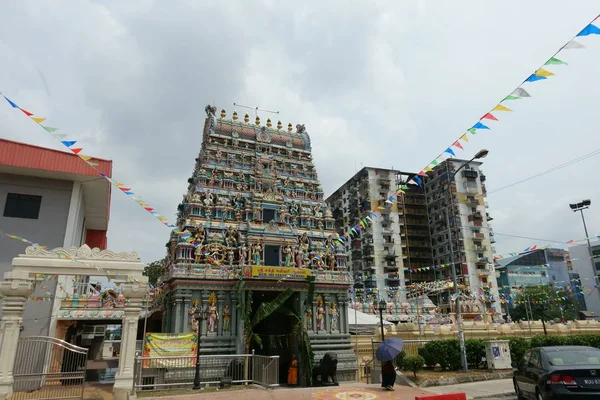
left=402, top=13, right=600, bottom=189
left=0, top=92, right=174, bottom=229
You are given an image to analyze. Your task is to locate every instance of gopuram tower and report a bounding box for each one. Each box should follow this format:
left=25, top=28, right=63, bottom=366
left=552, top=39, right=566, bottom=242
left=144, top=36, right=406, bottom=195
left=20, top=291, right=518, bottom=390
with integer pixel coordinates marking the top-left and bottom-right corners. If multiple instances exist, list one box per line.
left=158, top=106, right=358, bottom=384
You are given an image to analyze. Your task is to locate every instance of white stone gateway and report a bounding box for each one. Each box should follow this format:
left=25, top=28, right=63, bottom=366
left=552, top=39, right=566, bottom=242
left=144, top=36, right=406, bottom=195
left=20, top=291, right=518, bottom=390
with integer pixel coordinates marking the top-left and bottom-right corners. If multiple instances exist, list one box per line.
left=0, top=244, right=147, bottom=400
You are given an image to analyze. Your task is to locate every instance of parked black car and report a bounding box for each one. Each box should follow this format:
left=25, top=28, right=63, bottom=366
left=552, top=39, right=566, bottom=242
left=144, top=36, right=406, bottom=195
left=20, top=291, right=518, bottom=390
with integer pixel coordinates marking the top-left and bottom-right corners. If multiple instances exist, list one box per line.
left=513, top=346, right=600, bottom=399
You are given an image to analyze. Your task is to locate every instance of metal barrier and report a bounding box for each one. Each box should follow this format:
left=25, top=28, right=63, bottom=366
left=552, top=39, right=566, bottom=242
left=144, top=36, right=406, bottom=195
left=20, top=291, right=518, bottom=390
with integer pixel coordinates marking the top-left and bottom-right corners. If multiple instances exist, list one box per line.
left=12, top=336, right=88, bottom=400
left=133, top=353, right=279, bottom=392
left=371, top=338, right=430, bottom=359
left=251, top=355, right=279, bottom=388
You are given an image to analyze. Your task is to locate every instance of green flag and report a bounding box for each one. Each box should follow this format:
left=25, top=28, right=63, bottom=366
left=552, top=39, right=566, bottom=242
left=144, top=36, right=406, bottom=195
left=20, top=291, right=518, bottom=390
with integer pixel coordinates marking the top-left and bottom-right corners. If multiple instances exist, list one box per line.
left=503, top=95, right=520, bottom=101
left=467, top=128, right=477, bottom=135
left=431, top=160, right=439, bottom=166
left=545, top=57, right=567, bottom=66
left=41, top=126, right=58, bottom=133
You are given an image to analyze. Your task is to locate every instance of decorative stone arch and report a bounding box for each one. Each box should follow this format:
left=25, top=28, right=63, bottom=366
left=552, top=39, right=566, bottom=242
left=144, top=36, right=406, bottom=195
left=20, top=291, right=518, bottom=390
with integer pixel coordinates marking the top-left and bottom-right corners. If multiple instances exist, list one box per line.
left=0, top=244, right=147, bottom=400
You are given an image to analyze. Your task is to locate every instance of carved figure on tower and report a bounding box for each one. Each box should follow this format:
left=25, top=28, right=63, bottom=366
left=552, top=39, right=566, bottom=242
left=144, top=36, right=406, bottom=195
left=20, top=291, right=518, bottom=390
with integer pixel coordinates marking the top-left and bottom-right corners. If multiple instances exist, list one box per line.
left=283, top=245, right=293, bottom=267
left=223, top=304, right=231, bottom=333
left=224, top=226, right=239, bottom=248
left=252, top=240, right=263, bottom=266
left=207, top=292, right=218, bottom=333
left=316, top=296, right=325, bottom=331
left=239, top=242, right=248, bottom=266
left=329, top=302, right=339, bottom=330
left=298, top=232, right=310, bottom=254
left=194, top=224, right=206, bottom=245
left=189, top=299, right=200, bottom=333
left=295, top=248, right=304, bottom=269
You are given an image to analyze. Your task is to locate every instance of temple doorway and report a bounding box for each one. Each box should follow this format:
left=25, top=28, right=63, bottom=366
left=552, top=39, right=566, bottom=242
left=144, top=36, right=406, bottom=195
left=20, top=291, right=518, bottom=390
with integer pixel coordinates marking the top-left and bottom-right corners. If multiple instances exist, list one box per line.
left=251, top=291, right=299, bottom=385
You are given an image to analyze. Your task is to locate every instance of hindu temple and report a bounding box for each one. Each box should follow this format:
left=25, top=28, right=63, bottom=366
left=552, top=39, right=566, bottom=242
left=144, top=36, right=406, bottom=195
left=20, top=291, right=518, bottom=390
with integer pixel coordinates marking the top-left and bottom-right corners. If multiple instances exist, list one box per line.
left=155, top=105, right=358, bottom=384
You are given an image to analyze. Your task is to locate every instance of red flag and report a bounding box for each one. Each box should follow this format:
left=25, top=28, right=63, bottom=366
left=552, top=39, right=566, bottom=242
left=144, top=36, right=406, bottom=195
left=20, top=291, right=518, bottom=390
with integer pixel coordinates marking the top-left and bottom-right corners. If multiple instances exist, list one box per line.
left=70, top=148, right=83, bottom=154
left=417, top=171, right=427, bottom=177
left=144, top=207, right=154, bottom=212
left=453, top=141, right=464, bottom=150
left=481, top=113, right=498, bottom=121
left=20, top=108, right=33, bottom=116
left=119, top=187, right=131, bottom=192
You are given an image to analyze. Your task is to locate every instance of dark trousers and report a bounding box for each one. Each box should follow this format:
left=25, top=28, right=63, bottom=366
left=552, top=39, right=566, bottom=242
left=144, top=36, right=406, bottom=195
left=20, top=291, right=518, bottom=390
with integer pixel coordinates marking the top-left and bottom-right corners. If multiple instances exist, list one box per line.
left=381, top=371, right=396, bottom=387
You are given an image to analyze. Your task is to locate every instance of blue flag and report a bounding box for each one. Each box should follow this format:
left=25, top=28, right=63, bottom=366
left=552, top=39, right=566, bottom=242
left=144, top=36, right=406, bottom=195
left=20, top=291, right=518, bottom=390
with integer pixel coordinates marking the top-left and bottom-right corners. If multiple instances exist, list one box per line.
left=577, top=24, right=600, bottom=37
left=525, top=74, right=547, bottom=83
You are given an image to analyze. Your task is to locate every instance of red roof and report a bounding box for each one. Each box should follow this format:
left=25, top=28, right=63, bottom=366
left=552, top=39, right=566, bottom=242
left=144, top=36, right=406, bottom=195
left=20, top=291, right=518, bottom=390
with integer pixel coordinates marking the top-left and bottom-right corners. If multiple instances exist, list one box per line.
left=0, top=138, right=112, bottom=178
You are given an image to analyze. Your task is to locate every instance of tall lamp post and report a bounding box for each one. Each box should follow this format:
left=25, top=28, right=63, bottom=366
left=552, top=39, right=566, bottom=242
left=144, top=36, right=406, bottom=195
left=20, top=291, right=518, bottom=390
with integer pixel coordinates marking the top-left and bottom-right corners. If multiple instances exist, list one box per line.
left=193, top=307, right=209, bottom=390
left=569, top=200, right=596, bottom=276
left=444, top=149, right=489, bottom=373
left=377, top=299, right=387, bottom=341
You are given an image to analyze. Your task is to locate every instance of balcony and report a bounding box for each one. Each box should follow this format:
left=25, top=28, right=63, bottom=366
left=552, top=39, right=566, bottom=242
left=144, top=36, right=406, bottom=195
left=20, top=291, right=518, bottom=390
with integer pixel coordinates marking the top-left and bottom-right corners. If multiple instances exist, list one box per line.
left=408, top=240, right=430, bottom=248
left=474, top=245, right=487, bottom=252
left=462, top=170, right=479, bottom=179
left=384, top=251, right=396, bottom=260
left=473, top=232, right=485, bottom=240
left=405, top=209, right=428, bottom=216
left=386, top=273, right=400, bottom=281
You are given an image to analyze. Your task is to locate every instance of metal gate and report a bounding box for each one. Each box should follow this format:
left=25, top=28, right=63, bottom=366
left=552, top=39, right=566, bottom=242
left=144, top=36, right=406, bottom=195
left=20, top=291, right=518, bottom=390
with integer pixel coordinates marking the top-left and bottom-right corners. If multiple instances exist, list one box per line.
left=12, top=336, right=88, bottom=400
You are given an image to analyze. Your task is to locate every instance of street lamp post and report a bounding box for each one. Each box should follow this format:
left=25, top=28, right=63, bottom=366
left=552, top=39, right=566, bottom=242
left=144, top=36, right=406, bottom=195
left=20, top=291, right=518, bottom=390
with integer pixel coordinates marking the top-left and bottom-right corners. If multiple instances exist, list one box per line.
left=193, top=307, right=209, bottom=390
left=444, top=149, right=489, bottom=373
left=569, top=200, right=596, bottom=278
left=377, top=299, right=387, bottom=341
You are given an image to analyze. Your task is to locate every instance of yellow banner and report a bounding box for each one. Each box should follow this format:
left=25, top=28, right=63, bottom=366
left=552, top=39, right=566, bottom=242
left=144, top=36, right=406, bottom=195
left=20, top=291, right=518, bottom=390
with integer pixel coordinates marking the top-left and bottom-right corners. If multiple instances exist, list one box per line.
left=143, top=333, right=196, bottom=368
left=251, top=266, right=311, bottom=280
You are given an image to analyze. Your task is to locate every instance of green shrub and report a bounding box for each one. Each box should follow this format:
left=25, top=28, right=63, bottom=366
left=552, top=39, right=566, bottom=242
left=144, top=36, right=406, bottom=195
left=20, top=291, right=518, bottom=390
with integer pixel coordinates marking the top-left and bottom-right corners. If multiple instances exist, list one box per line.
left=394, top=350, right=406, bottom=369
left=418, top=346, right=436, bottom=367
left=503, top=337, right=531, bottom=363
left=465, top=339, right=486, bottom=368
left=403, top=354, right=425, bottom=378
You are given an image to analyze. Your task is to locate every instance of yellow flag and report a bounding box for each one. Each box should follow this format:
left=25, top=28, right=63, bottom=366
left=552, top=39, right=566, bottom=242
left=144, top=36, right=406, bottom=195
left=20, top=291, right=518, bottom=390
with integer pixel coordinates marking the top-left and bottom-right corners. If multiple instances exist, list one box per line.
left=79, top=155, right=92, bottom=161
left=535, top=68, right=554, bottom=77
left=31, top=117, right=46, bottom=124
left=424, top=166, right=433, bottom=171
left=493, top=104, right=512, bottom=112
left=378, top=206, right=386, bottom=210
left=460, top=133, right=469, bottom=142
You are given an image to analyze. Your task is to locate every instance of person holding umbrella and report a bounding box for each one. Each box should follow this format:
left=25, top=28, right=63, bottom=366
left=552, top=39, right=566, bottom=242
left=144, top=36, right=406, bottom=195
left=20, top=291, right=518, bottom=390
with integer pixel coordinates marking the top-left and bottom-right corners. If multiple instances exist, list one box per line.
left=376, top=337, right=403, bottom=391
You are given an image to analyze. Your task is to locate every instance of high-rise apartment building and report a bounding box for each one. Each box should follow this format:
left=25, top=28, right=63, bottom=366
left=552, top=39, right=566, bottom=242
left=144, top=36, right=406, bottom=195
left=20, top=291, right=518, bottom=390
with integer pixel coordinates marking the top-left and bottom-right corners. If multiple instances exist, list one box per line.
left=424, top=159, right=500, bottom=312
left=327, top=168, right=432, bottom=301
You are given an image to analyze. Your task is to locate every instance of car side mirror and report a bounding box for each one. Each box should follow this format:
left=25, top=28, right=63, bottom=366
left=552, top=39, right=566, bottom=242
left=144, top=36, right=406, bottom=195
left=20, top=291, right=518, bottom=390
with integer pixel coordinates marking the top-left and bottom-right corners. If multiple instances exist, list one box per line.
left=511, top=362, right=519, bottom=369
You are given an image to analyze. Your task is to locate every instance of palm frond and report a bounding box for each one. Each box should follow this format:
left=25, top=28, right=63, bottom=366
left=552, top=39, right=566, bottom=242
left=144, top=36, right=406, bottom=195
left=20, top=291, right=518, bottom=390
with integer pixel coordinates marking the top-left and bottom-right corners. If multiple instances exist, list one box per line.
left=251, top=288, right=294, bottom=327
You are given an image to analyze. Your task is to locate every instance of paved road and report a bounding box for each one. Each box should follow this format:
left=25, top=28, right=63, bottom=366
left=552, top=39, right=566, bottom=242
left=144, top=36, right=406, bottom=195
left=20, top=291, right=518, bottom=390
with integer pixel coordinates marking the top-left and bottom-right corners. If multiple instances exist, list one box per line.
left=427, top=378, right=515, bottom=399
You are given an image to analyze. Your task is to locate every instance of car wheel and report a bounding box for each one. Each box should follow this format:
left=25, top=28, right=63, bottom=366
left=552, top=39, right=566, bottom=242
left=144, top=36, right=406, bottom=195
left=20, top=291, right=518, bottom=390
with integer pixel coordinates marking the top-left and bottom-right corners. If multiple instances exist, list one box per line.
left=513, top=379, right=525, bottom=400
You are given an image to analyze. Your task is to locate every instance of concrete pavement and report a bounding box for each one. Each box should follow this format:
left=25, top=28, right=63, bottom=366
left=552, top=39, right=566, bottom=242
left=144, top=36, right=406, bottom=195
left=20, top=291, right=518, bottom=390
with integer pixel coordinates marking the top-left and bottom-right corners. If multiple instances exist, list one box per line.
left=426, top=378, right=515, bottom=399
left=139, top=382, right=433, bottom=400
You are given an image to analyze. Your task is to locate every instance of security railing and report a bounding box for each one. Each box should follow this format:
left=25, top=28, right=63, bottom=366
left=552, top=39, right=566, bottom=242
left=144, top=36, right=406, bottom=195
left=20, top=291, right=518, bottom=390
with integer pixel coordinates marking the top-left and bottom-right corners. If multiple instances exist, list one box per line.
left=133, top=353, right=279, bottom=392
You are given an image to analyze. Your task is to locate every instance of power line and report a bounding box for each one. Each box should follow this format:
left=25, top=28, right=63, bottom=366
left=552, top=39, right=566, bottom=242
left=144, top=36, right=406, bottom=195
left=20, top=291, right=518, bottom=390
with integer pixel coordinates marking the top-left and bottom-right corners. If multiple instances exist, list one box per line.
left=488, top=148, right=600, bottom=194
left=493, top=232, right=565, bottom=244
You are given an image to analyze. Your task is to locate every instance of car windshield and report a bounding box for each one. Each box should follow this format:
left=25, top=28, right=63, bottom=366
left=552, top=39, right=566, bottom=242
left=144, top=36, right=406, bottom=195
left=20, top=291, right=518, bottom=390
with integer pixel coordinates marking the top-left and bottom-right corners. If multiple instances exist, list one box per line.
left=547, top=349, right=600, bottom=366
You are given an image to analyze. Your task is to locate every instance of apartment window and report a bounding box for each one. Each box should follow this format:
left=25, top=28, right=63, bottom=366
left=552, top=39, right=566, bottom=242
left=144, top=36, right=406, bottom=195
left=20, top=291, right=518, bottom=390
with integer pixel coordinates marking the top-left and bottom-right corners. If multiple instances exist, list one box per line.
left=3, top=193, right=42, bottom=219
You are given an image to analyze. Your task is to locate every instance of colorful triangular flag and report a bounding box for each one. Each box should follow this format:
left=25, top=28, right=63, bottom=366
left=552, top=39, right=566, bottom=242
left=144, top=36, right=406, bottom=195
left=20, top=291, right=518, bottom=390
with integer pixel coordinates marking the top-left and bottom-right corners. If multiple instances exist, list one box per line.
left=3, top=96, right=18, bottom=108
left=577, top=23, right=600, bottom=37
left=503, top=95, right=520, bottom=101
left=545, top=57, right=567, bottom=66
left=20, top=108, right=33, bottom=116
left=467, top=128, right=477, bottom=135
left=535, top=68, right=554, bottom=77
left=42, top=126, right=58, bottom=133
left=472, top=122, right=490, bottom=130
left=563, top=40, right=585, bottom=49
left=61, top=140, right=77, bottom=147
left=31, top=117, right=46, bottom=123
left=493, top=104, right=512, bottom=112
left=453, top=141, right=463, bottom=150
left=444, top=147, right=456, bottom=156
left=70, top=148, right=83, bottom=155
left=512, top=88, right=531, bottom=98
left=460, top=133, right=469, bottom=142
left=481, top=113, right=498, bottom=121
left=525, top=74, right=546, bottom=82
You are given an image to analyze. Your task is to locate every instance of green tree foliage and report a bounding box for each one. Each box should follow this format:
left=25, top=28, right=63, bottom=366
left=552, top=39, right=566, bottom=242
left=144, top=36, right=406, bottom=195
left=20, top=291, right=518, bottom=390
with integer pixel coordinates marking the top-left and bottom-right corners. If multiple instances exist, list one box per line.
left=403, top=355, right=425, bottom=378
left=143, top=260, right=163, bottom=286
left=510, top=285, right=579, bottom=322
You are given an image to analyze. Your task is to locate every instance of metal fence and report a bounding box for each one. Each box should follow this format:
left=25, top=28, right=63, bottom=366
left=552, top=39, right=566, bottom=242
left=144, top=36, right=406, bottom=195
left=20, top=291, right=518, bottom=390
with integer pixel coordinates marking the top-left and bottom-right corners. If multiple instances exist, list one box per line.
left=133, top=353, right=279, bottom=392
left=370, top=339, right=430, bottom=359
left=12, top=336, right=88, bottom=400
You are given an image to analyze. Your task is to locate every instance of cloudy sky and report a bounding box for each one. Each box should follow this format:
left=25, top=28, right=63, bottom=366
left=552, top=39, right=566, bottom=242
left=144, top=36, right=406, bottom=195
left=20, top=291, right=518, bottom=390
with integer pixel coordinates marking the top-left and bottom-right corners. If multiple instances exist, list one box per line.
left=1, top=0, right=599, bottom=264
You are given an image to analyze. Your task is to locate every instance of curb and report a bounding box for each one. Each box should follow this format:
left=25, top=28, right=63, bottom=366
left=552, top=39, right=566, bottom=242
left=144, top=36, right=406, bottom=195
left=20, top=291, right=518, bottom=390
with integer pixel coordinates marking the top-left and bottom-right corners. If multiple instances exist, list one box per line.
left=472, top=392, right=515, bottom=399
left=419, top=371, right=513, bottom=388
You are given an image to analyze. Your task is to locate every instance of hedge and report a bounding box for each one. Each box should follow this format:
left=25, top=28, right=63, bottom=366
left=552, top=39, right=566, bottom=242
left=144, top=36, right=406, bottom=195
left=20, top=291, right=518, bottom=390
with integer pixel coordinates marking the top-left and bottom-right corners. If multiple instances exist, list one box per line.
left=416, top=334, right=600, bottom=371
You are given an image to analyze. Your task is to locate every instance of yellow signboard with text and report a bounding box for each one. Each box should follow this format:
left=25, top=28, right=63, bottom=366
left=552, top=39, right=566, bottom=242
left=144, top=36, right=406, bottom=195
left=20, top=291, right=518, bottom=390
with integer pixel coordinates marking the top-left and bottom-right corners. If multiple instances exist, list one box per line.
left=143, top=333, right=196, bottom=368
left=251, top=266, right=311, bottom=280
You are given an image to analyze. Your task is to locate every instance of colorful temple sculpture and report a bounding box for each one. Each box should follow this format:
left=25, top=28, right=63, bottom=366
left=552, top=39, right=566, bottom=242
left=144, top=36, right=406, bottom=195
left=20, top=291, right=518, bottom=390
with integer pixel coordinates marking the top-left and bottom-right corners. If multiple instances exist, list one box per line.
left=157, top=106, right=358, bottom=383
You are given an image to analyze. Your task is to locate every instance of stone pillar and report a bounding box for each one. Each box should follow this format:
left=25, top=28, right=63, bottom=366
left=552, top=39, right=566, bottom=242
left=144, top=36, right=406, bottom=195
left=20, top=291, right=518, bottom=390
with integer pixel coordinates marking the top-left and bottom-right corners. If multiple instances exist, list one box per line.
left=182, top=291, right=192, bottom=333
left=217, top=291, right=225, bottom=335
left=113, top=279, right=148, bottom=400
left=338, top=293, right=348, bottom=334
left=0, top=272, right=34, bottom=400
left=174, top=294, right=183, bottom=334
left=234, top=290, right=245, bottom=353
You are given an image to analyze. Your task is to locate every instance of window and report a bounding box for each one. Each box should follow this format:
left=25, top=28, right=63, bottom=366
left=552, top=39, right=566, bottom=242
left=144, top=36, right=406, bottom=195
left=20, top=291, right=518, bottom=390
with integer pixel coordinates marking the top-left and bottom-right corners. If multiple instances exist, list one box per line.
left=263, top=208, right=275, bottom=223
left=528, top=351, right=541, bottom=368
left=3, top=193, right=42, bottom=219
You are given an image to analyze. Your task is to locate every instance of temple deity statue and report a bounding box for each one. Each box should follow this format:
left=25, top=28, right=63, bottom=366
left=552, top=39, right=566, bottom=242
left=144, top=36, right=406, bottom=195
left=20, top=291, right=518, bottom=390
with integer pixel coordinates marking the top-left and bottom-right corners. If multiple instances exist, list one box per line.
left=305, top=308, right=313, bottom=331
left=298, top=233, right=310, bottom=253
left=252, top=240, right=263, bottom=266
left=223, top=304, right=231, bottom=333
left=238, top=243, right=248, bottom=266
left=227, top=248, right=234, bottom=269
left=316, top=296, right=325, bottom=331
left=188, top=299, right=200, bottom=333
left=224, top=226, right=239, bottom=248
left=329, top=302, right=339, bottom=330
left=283, top=245, right=293, bottom=267
left=295, top=248, right=303, bottom=269
left=207, top=292, right=218, bottom=333
left=194, top=224, right=206, bottom=245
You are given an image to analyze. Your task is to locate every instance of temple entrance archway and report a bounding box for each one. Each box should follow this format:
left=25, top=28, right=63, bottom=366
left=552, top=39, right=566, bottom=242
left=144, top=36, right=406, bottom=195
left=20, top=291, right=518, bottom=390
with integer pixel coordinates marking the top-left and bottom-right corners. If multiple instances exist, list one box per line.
left=251, top=291, right=299, bottom=385
left=0, top=244, right=147, bottom=400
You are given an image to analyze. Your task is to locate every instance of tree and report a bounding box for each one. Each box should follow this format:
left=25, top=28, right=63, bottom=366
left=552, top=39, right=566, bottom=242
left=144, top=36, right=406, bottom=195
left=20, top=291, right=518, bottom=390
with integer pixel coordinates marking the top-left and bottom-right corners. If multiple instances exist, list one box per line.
left=510, top=285, right=580, bottom=325
left=143, top=260, right=163, bottom=286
